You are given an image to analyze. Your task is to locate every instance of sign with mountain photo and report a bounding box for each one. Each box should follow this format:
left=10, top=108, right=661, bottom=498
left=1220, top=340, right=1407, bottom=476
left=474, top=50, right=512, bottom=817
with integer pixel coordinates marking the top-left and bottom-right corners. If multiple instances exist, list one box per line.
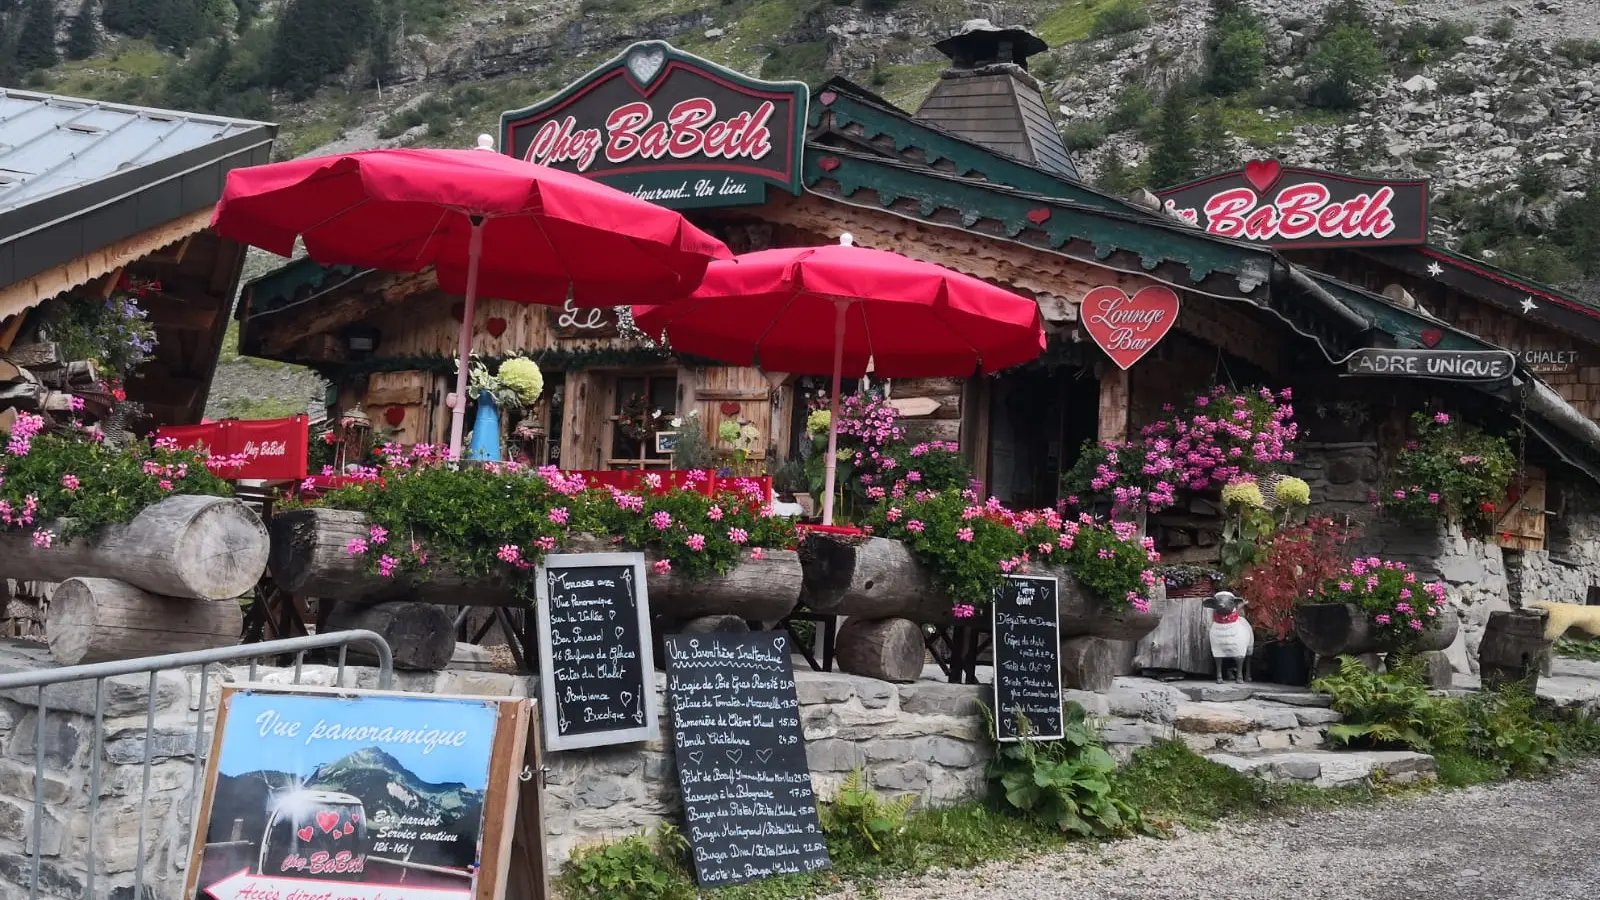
left=184, top=686, right=533, bottom=900
left=1156, top=161, right=1429, bottom=248
left=500, top=41, right=808, bottom=209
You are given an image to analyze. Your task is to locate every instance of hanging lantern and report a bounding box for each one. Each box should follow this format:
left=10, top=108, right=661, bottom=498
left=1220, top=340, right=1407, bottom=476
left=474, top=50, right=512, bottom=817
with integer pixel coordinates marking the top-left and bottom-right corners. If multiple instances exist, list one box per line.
left=337, top=405, right=371, bottom=471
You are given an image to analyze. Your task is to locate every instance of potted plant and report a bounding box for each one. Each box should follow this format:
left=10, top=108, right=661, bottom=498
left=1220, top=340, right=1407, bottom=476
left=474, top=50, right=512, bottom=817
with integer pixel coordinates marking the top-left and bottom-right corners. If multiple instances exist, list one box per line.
left=1294, top=555, right=1458, bottom=659
left=1155, top=564, right=1224, bottom=599
left=1378, top=411, right=1514, bottom=539
left=1236, top=516, right=1355, bottom=686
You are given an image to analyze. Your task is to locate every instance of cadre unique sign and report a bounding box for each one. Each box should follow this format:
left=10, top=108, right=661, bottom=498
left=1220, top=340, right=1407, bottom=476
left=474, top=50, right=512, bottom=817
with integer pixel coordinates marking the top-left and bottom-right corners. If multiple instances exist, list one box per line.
left=1157, top=160, right=1429, bottom=248
left=992, top=574, right=1064, bottom=742
left=535, top=551, right=657, bottom=751
left=500, top=41, right=808, bottom=209
left=1080, top=284, right=1180, bottom=370
left=183, top=685, right=533, bottom=900
left=664, top=631, right=830, bottom=888
left=1521, top=348, right=1579, bottom=374
left=1343, top=348, right=1515, bottom=383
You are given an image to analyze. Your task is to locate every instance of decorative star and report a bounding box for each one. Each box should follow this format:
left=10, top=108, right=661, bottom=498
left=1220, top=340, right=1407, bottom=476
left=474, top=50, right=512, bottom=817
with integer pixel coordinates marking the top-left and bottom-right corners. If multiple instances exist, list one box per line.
left=1426, top=261, right=1444, bottom=277
left=1521, top=296, right=1539, bottom=314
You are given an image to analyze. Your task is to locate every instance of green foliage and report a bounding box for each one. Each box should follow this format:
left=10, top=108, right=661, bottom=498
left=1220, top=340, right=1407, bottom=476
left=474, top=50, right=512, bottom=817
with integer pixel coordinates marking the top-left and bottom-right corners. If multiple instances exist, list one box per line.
left=1382, top=411, right=1515, bottom=537
left=1089, top=0, right=1148, bottom=40
left=1094, top=149, right=1136, bottom=196
left=819, top=768, right=915, bottom=858
left=1394, top=20, right=1474, bottom=64
left=101, top=0, right=217, bottom=53
left=269, top=0, right=376, bottom=98
left=1555, top=38, right=1600, bottom=66
left=16, top=0, right=58, bottom=71
left=985, top=703, right=1146, bottom=838
left=1204, top=4, right=1267, bottom=96
left=761, top=40, right=826, bottom=83
left=1111, top=739, right=1379, bottom=826
left=1305, top=23, right=1388, bottom=110
left=1556, top=636, right=1600, bottom=661
left=1059, top=119, right=1106, bottom=152
left=1486, top=17, right=1515, bottom=41
left=1147, top=83, right=1199, bottom=189
left=159, top=30, right=275, bottom=120
left=558, top=826, right=695, bottom=900
left=65, top=0, right=100, bottom=61
left=1457, top=687, right=1562, bottom=778
left=1315, top=656, right=1465, bottom=752
left=1105, top=83, right=1156, bottom=135
left=40, top=289, right=159, bottom=380
left=378, top=95, right=455, bottom=139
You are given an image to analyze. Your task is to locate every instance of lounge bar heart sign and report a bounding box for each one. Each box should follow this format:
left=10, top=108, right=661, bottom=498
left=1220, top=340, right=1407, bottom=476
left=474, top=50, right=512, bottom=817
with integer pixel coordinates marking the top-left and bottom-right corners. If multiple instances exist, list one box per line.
left=1080, top=285, right=1180, bottom=370
left=664, top=631, right=830, bottom=888
left=1156, top=162, right=1429, bottom=248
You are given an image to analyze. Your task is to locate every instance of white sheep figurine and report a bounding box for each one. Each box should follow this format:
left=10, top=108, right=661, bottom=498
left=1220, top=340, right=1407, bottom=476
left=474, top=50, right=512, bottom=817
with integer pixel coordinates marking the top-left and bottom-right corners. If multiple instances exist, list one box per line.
left=1203, top=590, right=1253, bottom=684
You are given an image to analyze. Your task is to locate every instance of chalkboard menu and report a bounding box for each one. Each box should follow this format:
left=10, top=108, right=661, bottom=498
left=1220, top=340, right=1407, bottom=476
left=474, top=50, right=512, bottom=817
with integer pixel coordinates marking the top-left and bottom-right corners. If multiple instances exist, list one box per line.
left=992, top=574, right=1063, bottom=741
left=663, top=631, right=830, bottom=888
left=535, top=552, right=657, bottom=751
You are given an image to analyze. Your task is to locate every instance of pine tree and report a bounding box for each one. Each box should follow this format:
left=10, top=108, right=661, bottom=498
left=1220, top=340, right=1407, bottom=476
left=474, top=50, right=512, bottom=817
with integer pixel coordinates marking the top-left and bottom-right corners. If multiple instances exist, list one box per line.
left=65, top=0, right=99, bottom=60
left=1147, top=84, right=1199, bottom=190
left=270, top=0, right=374, bottom=98
left=1095, top=150, right=1135, bottom=198
left=15, top=0, right=58, bottom=71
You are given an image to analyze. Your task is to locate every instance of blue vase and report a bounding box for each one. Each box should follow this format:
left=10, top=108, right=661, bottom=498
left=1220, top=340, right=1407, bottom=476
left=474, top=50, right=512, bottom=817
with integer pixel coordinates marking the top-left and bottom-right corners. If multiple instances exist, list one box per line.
left=468, top=394, right=502, bottom=462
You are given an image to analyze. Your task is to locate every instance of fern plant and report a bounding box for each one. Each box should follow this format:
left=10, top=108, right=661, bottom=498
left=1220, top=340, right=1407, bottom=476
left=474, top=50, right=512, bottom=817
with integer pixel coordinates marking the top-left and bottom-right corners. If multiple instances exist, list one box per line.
left=1313, top=656, right=1464, bottom=751
left=819, top=767, right=915, bottom=856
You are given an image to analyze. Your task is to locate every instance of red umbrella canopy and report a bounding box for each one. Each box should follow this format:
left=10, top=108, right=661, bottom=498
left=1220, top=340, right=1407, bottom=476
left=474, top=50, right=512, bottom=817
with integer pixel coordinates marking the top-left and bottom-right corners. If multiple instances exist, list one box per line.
left=211, top=148, right=732, bottom=306
left=632, top=241, right=1046, bottom=378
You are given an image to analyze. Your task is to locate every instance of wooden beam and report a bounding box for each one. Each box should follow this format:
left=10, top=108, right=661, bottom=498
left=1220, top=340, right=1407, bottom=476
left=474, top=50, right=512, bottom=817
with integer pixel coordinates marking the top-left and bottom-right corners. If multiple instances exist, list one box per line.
left=95, top=268, right=125, bottom=300
left=0, top=209, right=212, bottom=321
left=139, top=294, right=222, bottom=332
left=1097, top=367, right=1130, bottom=444
left=254, top=272, right=439, bottom=356
left=2, top=343, right=60, bottom=369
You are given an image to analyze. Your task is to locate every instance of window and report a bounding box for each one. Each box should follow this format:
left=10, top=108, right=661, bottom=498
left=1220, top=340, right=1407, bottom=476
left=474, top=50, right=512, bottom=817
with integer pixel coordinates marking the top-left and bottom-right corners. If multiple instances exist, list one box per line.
left=608, top=373, right=678, bottom=469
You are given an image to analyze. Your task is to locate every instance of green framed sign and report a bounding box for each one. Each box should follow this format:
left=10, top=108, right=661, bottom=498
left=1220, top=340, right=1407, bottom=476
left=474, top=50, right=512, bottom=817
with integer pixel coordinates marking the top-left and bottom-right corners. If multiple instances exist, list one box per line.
left=500, top=41, right=809, bottom=209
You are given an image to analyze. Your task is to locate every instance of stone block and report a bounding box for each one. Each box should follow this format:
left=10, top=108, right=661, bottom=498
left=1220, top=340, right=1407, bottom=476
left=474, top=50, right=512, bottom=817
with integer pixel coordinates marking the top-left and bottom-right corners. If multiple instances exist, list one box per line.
left=0, top=758, right=73, bottom=805
left=911, top=736, right=982, bottom=768
left=1256, top=730, right=1294, bottom=751
left=856, top=681, right=895, bottom=710
left=1173, top=701, right=1295, bottom=734
left=1061, top=689, right=1111, bottom=717
left=103, top=727, right=198, bottom=766
left=1215, top=733, right=1260, bottom=752
left=897, top=682, right=984, bottom=717
left=1098, top=721, right=1164, bottom=747
left=870, top=761, right=930, bottom=794
left=7, top=712, right=89, bottom=769
left=794, top=675, right=856, bottom=706
left=1254, top=691, right=1331, bottom=708
left=1106, top=680, right=1181, bottom=722
left=1271, top=758, right=1324, bottom=782
left=1293, top=708, right=1342, bottom=727
left=805, top=738, right=864, bottom=773
left=572, top=777, right=628, bottom=809
left=0, top=662, right=184, bottom=719
left=1180, top=733, right=1218, bottom=751
left=434, top=670, right=529, bottom=698
left=863, top=739, right=914, bottom=763
left=0, top=850, right=83, bottom=898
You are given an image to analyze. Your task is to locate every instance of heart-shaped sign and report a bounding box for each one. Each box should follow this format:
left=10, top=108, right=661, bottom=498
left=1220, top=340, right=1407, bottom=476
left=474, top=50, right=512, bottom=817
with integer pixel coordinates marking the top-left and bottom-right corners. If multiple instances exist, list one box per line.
left=1026, top=208, right=1051, bottom=225
left=755, top=748, right=773, bottom=763
left=486, top=317, right=508, bottom=337
left=726, top=749, right=743, bottom=763
left=818, top=156, right=841, bottom=172
left=719, top=401, right=741, bottom=417
left=1420, top=328, right=1443, bottom=348
left=297, top=826, right=314, bottom=842
left=627, top=45, right=667, bottom=86
left=1244, top=159, right=1282, bottom=194
left=316, top=811, right=341, bottom=834
left=384, top=406, right=406, bottom=427
left=773, top=635, right=786, bottom=651
left=819, top=90, right=837, bottom=105
left=1080, top=285, right=1181, bottom=371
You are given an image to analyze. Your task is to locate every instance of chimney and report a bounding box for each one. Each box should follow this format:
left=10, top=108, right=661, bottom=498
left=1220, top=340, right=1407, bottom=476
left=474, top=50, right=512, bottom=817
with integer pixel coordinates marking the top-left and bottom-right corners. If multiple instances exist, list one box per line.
left=914, top=20, right=1078, bottom=180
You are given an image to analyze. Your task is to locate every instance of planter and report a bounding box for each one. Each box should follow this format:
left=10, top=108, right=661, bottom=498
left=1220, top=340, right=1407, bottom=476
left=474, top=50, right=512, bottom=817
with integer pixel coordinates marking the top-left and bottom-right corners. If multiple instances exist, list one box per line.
left=1263, top=639, right=1312, bottom=686
left=1478, top=608, right=1552, bottom=691
left=1164, top=583, right=1216, bottom=600
left=1293, top=602, right=1458, bottom=657
left=468, top=394, right=502, bottom=462
left=1050, top=565, right=1162, bottom=641
left=798, top=533, right=953, bottom=622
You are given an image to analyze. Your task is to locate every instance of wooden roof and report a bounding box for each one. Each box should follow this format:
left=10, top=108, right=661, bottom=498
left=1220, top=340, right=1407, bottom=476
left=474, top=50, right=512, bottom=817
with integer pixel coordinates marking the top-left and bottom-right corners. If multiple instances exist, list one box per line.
left=913, top=69, right=1077, bottom=181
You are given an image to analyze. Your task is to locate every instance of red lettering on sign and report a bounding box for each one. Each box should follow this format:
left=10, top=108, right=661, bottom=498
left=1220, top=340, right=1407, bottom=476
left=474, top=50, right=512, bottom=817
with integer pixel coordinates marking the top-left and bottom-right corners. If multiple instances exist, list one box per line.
left=526, top=116, right=604, bottom=171
left=1179, top=182, right=1399, bottom=243
left=1080, top=285, right=1181, bottom=371
left=605, top=98, right=775, bottom=167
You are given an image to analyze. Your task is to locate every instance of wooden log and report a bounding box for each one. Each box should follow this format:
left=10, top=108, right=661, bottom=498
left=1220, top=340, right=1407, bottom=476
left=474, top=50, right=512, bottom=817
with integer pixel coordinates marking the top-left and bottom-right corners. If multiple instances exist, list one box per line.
left=1416, top=650, right=1454, bottom=689
left=799, top=534, right=952, bottom=621
left=0, top=495, right=268, bottom=600
left=1295, top=603, right=1458, bottom=656
left=835, top=617, right=925, bottom=683
left=324, top=601, right=456, bottom=671
left=1478, top=608, right=1553, bottom=691
left=676, top=614, right=751, bottom=634
left=1060, top=637, right=1119, bottom=692
left=1132, top=594, right=1212, bottom=675
left=1, top=342, right=60, bottom=369
left=1052, top=566, right=1163, bottom=640
left=46, top=577, right=243, bottom=665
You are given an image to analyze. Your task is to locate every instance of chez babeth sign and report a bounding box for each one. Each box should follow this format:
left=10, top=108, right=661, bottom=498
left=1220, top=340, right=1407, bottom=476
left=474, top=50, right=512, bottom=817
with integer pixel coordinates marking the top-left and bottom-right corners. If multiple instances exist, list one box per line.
left=500, top=41, right=808, bottom=210
left=1157, top=161, right=1429, bottom=249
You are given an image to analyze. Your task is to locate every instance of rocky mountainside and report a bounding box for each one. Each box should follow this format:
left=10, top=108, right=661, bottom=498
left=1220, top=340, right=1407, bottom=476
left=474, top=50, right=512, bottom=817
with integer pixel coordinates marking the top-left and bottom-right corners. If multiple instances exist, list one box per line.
left=7, top=0, right=1598, bottom=416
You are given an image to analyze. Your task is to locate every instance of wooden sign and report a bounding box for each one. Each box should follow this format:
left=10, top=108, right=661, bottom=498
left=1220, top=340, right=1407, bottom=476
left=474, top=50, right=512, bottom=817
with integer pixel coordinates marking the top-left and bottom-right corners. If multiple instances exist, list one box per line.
left=548, top=298, right=620, bottom=339
left=1080, top=285, right=1180, bottom=370
left=1156, top=161, right=1429, bottom=248
left=992, top=574, right=1064, bottom=741
left=653, top=431, right=679, bottom=453
left=1493, top=467, right=1547, bottom=552
left=184, top=685, right=533, bottom=900
left=663, top=631, right=830, bottom=888
left=1521, top=349, right=1579, bottom=375
left=1343, top=348, right=1514, bottom=383
left=535, top=552, right=657, bottom=750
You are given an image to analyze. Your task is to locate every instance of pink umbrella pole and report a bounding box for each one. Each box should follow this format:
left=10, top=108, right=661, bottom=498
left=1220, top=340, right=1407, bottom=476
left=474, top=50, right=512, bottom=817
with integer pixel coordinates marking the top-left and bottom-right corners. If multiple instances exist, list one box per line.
left=448, top=218, right=486, bottom=459
left=820, top=299, right=848, bottom=526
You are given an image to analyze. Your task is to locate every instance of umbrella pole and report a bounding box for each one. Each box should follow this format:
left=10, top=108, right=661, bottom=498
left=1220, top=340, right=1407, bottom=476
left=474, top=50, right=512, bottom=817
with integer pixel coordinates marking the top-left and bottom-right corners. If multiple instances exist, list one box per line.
left=821, top=301, right=847, bottom=526
left=448, top=218, right=486, bottom=460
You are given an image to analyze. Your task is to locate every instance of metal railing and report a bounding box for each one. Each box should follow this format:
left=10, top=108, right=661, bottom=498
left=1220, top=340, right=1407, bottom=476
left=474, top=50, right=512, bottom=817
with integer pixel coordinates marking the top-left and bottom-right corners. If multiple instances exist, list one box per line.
left=0, top=630, right=394, bottom=900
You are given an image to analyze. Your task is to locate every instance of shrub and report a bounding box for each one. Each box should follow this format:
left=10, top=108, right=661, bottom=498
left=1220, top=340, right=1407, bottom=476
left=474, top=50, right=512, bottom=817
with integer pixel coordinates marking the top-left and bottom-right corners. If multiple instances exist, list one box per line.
left=1090, top=0, right=1150, bottom=40
left=1381, top=410, right=1515, bottom=537
left=1236, top=516, right=1357, bottom=640
left=1555, top=38, right=1600, bottom=67
left=1060, top=119, right=1107, bottom=152
left=1306, top=23, right=1388, bottom=109
left=558, top=826, right=694, bottom=900
left=1204, top=8, right=1267, bottom=96
left=1105, top=83, right=1156, bottom=134
left=1487, top=17, right=1515, bottom=41
left=985, top=703, right=1146, bottom=837
left=1147, top=82, right=1200, bottom=188
left=1395, top=20, right=1474, bottom=64
left=1314, top=656, right=1465, bottom=752
left=820, top=768, right=915, bottom=858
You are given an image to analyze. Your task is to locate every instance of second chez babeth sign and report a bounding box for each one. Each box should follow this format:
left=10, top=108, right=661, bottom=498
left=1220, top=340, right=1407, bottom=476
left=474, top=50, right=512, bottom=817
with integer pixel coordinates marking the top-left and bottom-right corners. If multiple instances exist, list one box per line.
left=500, top=41, right=808, bottom=209
left=1156, top=161, right=1429, bottom=248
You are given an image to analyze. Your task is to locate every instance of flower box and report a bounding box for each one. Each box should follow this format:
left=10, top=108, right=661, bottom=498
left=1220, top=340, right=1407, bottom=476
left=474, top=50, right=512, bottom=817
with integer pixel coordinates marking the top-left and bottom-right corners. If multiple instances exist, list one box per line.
left=1293, top=602, right=1458, bottom=657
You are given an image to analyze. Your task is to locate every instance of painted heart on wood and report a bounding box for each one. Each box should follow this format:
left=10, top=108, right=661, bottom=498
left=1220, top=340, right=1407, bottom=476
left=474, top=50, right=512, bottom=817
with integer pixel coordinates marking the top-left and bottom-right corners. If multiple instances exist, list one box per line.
left=316, top=811, right=341, bottom=834
left=818, top=156, right=841, bottom=172
left=297, top=827, right=314, bottom=842
left=1244, top=159, right=1282, bottom=194
left=819, top=90, right=838, bottom=106
left=384, top=406, right=407, bottom=426
left=1420, top=328, right=1443, bottom=348
left=1026, top=208, right=1051, bottom=225
left=1080, top=285, right=1181, bottom=371
left=486, top=317, right=508, bottom=337
left=626, top=45, right=667, bottom=86
left=719, top=401, right=741, bottom=417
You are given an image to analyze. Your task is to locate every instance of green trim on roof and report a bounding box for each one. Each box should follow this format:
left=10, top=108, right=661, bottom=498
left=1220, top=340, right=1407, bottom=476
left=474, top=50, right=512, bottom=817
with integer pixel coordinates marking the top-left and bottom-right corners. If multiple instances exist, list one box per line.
left=245, top=257, right=367, bottom=315
left=1311, top=274, right=1495, bottom=353
left=1426, top=246, right=1600, bottom=315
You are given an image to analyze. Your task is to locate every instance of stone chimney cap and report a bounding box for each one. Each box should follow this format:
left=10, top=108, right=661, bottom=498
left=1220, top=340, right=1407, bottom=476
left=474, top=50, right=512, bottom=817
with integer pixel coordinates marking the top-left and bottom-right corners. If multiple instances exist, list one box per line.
left=934, top=20, right=1049, bottom=68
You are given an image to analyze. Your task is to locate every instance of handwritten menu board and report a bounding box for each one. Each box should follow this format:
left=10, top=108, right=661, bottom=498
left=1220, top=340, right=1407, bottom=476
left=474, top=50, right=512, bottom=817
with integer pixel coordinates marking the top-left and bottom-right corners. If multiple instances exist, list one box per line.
left=992, top=574, right=1064, bottom=741
left=535, top=552, right=657, bottom=751
left=664, top=631, right=830, bottom=888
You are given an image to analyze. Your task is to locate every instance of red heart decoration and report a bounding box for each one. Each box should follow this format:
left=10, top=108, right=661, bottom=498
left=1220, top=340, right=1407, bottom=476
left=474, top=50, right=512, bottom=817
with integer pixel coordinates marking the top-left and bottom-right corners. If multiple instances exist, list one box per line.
left=351, top=815, right=360, bottom=824
left=486, top=317, right=507, bottom=337
left=316, top=811, right=341, bottom=834
left=450, top=301, right=466, bottom=322
left=384, top=406, right=406, bottom=426
left=297, top=826, right=314, bottom=842
left=819, top=91, right=837, bottom=106
left=1026, top=208, right=1051, bottom=225
left=1080, top=285, right=1181, bottom=371
left=1420, top=329, right=1443, bottom=348
left=818, top=157, right=840, bottom=172
left=1244, top=159, right=1282, bottom=194
left=344, top=823, right=355, bottom=835
left=719, top=401, right=741, bottom=417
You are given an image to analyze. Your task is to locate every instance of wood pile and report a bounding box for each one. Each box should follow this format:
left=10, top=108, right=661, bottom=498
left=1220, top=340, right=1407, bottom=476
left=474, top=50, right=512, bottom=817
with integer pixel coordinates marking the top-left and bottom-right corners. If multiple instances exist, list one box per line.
left=0, top=343, right=115, bottom=423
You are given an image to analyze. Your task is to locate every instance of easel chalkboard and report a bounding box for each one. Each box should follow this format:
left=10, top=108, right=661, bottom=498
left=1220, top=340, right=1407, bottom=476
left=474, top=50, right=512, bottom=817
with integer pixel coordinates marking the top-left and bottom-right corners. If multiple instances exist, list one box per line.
left=664, top=631, right=830, bottom=888
left=535, top=552, right=657, bottom=751
left=992, top=573, right=1063, bottom=741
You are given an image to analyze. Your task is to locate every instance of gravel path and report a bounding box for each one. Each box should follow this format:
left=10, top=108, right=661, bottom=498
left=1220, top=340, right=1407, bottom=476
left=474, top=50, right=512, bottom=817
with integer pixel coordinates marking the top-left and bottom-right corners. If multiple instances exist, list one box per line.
left=825, top=761, right=1600, bottom=900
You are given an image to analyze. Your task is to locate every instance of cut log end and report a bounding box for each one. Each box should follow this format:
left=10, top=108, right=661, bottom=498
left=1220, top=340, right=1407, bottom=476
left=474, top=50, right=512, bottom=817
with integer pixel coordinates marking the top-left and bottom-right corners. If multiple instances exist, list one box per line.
left=1060, top=636, right=1120, bottom=692
left=836, top=617, right=925, bottom=683
left=325, top=601, right=457, bottom=672
left=47, top=577, right=243, bottom=666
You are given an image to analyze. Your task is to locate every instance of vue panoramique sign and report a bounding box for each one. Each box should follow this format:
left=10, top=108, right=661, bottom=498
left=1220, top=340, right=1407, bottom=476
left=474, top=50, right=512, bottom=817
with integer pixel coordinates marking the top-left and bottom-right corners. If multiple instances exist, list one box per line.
left=1343, top=348, right=1515, bottom=383
left=500, top=41, right=808, bottom=209
left=1157, top=161, right=1429, bottom=248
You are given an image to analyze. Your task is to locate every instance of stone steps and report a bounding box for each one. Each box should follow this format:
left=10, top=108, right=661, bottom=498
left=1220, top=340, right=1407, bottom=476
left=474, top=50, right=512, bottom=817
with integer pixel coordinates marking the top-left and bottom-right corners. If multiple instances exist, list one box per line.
left=1204, top=748, right=1438, bottom=787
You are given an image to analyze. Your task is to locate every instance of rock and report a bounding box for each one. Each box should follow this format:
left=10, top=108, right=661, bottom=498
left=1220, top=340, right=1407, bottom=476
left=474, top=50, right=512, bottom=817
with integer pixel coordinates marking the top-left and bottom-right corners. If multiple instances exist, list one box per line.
left=1401, top=75, right=1437, bottom=94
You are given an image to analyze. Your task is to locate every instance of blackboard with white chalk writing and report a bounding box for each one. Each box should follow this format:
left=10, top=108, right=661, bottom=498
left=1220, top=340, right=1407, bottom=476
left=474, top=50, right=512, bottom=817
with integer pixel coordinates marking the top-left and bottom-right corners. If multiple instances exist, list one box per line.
left=534, top=552, right=657, bottom=751
left=992, top=574, right=1064, bottom=741
left=664, top=631, right=830, bottom=888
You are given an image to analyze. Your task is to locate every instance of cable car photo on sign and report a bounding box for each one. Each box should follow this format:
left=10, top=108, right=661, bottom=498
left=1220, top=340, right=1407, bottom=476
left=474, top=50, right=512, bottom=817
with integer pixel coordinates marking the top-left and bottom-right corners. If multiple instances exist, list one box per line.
left=500, top=41, right=808, bottom=209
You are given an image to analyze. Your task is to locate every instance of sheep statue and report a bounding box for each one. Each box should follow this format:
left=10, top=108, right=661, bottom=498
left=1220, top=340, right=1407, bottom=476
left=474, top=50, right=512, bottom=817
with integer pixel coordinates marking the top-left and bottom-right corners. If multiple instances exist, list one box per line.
left=1203, top=590, right=1253, bottom=684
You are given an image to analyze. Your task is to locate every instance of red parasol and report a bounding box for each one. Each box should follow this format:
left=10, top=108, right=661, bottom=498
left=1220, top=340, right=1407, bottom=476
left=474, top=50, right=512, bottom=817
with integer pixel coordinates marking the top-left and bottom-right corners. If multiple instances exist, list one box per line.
left=633, top=234, right=1045, bottom=523
left=212, top=140, right=731, bottom=457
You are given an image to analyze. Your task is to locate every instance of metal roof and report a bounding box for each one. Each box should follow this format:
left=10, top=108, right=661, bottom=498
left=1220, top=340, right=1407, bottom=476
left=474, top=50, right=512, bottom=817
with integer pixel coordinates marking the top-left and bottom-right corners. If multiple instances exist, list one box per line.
left=0, top=87, right=276, bottom=291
